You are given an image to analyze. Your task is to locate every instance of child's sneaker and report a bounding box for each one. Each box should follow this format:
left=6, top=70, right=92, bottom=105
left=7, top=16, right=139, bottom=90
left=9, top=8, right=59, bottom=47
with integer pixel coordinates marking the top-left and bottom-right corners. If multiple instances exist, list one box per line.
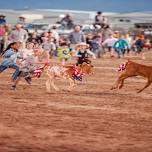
left=10, top=85, right=16, bottom=90
left=25, top=77, right=32, bottom=84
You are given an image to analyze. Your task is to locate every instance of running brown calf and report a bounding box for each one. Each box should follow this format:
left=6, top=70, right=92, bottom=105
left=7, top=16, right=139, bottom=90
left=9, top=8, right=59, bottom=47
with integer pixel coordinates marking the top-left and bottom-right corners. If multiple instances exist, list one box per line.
left=46, top=63, right=94, bottom=92
left=111, top=60, right=152, bottom=93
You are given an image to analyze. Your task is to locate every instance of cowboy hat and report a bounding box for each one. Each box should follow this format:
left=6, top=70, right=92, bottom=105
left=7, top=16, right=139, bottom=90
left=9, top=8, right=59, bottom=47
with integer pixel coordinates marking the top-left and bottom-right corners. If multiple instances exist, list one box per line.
left=75, top=42, right=89, bottom=48
left=0, top=14, right=5, bottom=17
left=19, top=16, right=26, bottom=19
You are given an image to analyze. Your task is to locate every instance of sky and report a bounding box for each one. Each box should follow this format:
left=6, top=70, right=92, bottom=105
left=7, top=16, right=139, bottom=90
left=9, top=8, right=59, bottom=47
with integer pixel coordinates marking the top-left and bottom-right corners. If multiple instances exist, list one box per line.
left=0, top=0, right=152, bottom=12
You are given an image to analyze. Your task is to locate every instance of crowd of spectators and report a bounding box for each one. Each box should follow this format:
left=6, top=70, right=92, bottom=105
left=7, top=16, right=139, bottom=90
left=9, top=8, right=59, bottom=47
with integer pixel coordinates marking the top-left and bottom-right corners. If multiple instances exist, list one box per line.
left=0, top=12, right=151, bottom=62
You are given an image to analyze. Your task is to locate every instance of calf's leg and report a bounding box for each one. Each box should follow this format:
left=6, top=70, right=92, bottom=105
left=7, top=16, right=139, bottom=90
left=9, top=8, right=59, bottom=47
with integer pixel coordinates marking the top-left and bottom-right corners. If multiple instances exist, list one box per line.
left=50, top=78, right=60, bottom=91
left=137, top=79, right=152, bottom=93
left=111, top=73, right=129, bottom=90
left=68, top=78, right=76, bottom=91
left=46, top=78, right=51, bottom=92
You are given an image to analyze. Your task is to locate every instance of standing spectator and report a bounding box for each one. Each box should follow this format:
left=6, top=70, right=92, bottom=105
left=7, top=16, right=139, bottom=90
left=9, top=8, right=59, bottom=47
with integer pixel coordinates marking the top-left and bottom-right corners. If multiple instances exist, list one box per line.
left=113, top=35, right=129, bottom=58
left=68, top=25, right=85, bottom=49
left=51, top=26, right=59, bottom=45
left=86, top=34, right=93, bottom=46
left=3, top=24, right=12, bottom=50
left=18, top=16, right=26, bottom=28
left=102, top=34, right=118, bottom=57
left=89, top=33, right=102, bottom=58
left=0, top=15, right=6, bottom=25
left=9, top=24, right=28, bottom=48
left=57, top=42, right=72, bottom=65
left=134, top=36, right=144, bottom=54
left=0, top=25, right=6, bottom=54
left=41, top=32, right=49, bottom=43
left=124, top=33, right=132, bottom=54
left=101, top=25, right=113, bottom=41
left=144, top=38, right=151, bottom=50
left=27, top=32, right=42, bottom=44
left=21, top=41, right=34, bottom=58
left=42, top=36, right=56, bottom=59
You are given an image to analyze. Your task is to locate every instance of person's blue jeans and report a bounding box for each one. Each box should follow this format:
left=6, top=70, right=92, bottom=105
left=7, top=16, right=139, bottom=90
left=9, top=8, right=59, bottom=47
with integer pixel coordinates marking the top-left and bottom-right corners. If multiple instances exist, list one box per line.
left=0, top=64, right=7, bottom=72
left=115, top=48, right=125, bottom=58
left=0, top=63, right=20, bottom=81
left=9, top=63, right=20, bottom=81
left=94, top=48, right=101, bottom=58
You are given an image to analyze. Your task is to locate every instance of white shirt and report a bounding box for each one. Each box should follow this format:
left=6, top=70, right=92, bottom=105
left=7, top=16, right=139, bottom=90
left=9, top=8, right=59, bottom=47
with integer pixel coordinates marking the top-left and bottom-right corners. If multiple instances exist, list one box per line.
left=10, top=29, right=28, bottom=43
left=21, top=48, right=33, bottom=58
left=102, top=37, right=118, bottom=47
left=51, top=30, right=59, bottom=42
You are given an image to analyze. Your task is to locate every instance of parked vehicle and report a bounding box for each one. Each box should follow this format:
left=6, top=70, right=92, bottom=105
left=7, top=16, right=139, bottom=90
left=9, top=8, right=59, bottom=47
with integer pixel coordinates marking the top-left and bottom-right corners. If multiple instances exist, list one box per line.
left=25, top=23, right=73, bottom=35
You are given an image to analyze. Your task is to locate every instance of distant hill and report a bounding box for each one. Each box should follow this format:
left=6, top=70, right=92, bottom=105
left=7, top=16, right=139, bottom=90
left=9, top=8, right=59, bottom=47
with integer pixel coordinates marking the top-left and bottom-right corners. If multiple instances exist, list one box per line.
left=0, top=0, right=152, bottom=12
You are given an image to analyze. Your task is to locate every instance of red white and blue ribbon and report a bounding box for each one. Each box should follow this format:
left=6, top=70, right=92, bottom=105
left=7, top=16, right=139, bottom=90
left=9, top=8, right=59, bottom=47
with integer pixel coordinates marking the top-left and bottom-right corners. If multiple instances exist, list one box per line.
left=72, top=66, right=83, bottom=81
left=117, top=63, right=126, bottom=72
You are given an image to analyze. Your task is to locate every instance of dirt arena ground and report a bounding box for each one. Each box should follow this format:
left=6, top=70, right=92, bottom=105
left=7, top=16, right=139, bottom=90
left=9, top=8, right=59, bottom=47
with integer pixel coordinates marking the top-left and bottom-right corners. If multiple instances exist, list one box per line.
left=0, top=53, right=152, bottom=152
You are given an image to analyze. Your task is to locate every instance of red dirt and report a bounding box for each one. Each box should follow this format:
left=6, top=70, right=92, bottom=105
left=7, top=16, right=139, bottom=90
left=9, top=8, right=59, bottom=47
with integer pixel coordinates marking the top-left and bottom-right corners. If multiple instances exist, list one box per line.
left=0, top=55, right=152, bottom=152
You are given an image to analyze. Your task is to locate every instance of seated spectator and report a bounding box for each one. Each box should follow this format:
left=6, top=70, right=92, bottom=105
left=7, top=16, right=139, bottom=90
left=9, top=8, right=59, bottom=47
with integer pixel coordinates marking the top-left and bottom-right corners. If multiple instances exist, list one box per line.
left=58, top=14, right=74, bottom=30
left=0, top=15, right=6, bottom=25
left=93, top=11, right=105, bottom=29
